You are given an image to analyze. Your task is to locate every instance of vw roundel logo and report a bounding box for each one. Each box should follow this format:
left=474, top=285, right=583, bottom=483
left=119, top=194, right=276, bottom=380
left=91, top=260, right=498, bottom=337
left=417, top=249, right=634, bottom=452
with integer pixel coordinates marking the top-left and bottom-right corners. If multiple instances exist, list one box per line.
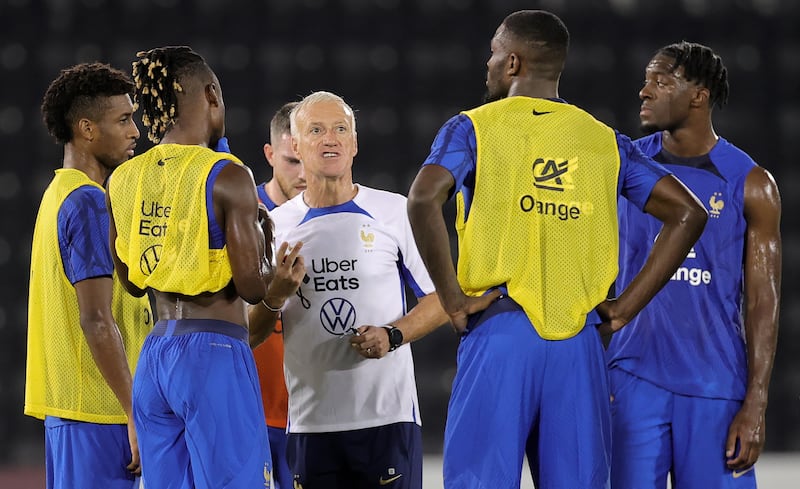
left=319, top=297, right=356, bottom=335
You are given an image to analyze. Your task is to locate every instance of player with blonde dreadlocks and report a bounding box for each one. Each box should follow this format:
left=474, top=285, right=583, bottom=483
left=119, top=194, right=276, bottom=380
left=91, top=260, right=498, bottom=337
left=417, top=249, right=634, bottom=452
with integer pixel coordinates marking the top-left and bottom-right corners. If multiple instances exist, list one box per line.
left=106, top=46, right=305, bottom=488
left=131, top=46, right=193, bottom=143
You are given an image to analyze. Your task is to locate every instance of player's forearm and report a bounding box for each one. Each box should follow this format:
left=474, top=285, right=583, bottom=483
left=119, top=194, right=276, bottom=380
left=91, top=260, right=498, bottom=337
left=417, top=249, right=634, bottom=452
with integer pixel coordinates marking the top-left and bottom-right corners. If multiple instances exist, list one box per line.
left=227, top=209, right=272, bottom=305
left=81, top=319, right=134, bottom=415
left=742, top=301, right=780, bottom=410
left=407, top=196, right=462, bottom=309
left=616, top=175, right=708, bottom=323
left=248, top=261, right=304, bottom=347
left=615, top=212, right=706, bottom=324
left=230, top=241, right=271, bottom=305
left=741, top=224, right=781, bottom=410
left=247, top=301, right=280, bottom=348
left=393, top=293, right=450, bottom=344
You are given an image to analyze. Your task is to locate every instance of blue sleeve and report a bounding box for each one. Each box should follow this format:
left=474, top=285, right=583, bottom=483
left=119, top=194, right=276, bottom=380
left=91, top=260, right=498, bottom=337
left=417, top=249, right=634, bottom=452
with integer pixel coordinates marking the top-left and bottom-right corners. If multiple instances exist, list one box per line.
left=206, top=160, right=230, bottom=249
left=421, top=114, right=477, bottom=198
left=255, top=182, right=277, bottom=211
left=57, top=186, right=115, bottom=284
left=616, top=132, right=671, bottom=211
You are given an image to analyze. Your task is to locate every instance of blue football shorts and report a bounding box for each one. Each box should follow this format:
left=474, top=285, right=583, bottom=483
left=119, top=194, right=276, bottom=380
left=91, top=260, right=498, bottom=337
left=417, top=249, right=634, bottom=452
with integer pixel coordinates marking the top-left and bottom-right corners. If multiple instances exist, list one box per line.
left=268, top=425, right=292, bottom=489
left=134, top=319, right=271, bottom=489
left=610, top=367, right=757, bottom=489
left=44, top=416, right=138, bottom=489
left=443, top=296, right=612, bottom=489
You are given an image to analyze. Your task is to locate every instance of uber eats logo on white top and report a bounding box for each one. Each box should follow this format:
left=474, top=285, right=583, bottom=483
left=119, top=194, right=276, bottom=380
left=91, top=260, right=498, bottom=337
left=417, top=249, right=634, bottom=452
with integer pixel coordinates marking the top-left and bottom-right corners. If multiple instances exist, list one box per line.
left=311, top=257, right=360, bottom=291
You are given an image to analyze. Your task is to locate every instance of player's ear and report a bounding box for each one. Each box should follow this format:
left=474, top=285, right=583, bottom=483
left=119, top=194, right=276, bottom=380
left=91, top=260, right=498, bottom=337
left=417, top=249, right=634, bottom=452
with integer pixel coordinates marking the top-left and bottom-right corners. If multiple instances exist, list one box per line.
left=264, top=143, right=276, bottom=167
left=77, top=118, right=94, bottom=142
left=507, top=52, right=521, bottom=76
left=206, top=82, right=220, bottom=107
left=291, top=136, right=301, bottom=160
left=691, top=86, right=710, bottom=109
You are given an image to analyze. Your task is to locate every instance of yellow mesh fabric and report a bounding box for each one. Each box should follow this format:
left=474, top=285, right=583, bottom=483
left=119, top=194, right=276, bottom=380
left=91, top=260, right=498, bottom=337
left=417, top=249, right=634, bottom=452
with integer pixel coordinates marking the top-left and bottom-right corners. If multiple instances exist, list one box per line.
left=458, top=97, right=620, bottom=339
left=108, top=144, right=243, bottom=295
left=25, top=169, right=152, bottom=423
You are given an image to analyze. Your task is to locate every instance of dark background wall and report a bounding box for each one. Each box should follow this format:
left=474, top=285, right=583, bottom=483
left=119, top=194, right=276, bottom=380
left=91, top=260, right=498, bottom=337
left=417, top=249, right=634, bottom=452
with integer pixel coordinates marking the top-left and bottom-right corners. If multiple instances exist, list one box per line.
left=1, top=0, right=797, bottom=466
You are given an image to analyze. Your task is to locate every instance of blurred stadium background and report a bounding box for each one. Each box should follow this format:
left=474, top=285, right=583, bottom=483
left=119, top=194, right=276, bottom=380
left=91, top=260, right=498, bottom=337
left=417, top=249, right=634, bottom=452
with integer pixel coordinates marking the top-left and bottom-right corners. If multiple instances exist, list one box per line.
left=1, top=0, right=798, bottom=485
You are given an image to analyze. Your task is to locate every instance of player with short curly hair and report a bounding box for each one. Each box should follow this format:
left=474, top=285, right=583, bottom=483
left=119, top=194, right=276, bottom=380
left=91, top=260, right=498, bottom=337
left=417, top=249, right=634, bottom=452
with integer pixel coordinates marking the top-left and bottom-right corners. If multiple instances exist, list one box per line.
left=27, top=62, right=151, bottom=489
left=41, top=62, right=135, bottom=145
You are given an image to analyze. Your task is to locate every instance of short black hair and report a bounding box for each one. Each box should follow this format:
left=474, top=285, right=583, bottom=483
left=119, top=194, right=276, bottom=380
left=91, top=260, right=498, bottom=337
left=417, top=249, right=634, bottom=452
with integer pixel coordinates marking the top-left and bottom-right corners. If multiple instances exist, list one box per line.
left=503, top=10, right=569, bottom=73
left=132, top=46, right=210, bottom=143
left=658, top=41, right=729, bottom=109
left=41, top=62, right=134, bottom=145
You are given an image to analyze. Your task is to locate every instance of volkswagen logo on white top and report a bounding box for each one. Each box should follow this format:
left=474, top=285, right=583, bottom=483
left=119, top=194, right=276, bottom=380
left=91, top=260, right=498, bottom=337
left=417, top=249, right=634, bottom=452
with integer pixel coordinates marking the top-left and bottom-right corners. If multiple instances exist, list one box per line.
left=320, top=297, right=357, bottom=335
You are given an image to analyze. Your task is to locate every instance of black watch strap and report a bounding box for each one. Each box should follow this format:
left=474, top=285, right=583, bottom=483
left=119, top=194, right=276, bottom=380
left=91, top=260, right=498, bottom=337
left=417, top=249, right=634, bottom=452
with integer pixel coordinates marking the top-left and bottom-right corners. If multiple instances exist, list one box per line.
left=383, top=325, right=403, bottom=351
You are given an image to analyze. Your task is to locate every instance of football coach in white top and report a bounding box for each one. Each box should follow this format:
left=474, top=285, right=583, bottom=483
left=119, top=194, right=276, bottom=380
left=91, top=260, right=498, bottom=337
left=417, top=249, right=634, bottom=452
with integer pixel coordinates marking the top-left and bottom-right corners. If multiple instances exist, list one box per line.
left=263, top=91, right=496, bottom=489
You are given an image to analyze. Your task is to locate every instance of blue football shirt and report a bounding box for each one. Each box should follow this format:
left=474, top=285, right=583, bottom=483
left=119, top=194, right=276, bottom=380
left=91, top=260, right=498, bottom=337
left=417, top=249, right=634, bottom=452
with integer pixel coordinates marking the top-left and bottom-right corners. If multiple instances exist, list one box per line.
left=607, top=132, right=755, bottom=400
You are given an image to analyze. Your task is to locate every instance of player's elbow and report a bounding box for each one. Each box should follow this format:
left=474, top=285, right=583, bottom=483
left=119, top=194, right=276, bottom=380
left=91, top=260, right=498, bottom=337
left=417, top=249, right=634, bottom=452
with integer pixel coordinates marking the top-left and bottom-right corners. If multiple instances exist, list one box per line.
left=113, top=262, right=147, bottom=297
left=121, top=281, right=147, bottom=298
left=406, top=191, right=425, bottom=214
left=682, top=200, right=708, bottom=241
left=79, top=310, right=115, bottom=338
left=407, top=191, right=438, bottom=228
left=234, top=277, right=267, bottom=305
left=239, top=290, right=266, bottom=306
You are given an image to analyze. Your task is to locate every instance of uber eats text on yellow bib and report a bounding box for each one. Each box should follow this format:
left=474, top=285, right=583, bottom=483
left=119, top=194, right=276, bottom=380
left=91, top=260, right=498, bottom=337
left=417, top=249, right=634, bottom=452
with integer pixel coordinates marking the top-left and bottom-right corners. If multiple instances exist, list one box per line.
left=458, top=97, right=620, bottom=339
left=108, top=144, right=243, bottom=295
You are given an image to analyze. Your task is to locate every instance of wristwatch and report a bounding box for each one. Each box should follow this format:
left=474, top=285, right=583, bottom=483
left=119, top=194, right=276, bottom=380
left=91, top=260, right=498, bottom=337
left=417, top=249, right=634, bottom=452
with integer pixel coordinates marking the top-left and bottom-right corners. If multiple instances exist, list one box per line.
left=383, top=325, right=403, bottom=352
